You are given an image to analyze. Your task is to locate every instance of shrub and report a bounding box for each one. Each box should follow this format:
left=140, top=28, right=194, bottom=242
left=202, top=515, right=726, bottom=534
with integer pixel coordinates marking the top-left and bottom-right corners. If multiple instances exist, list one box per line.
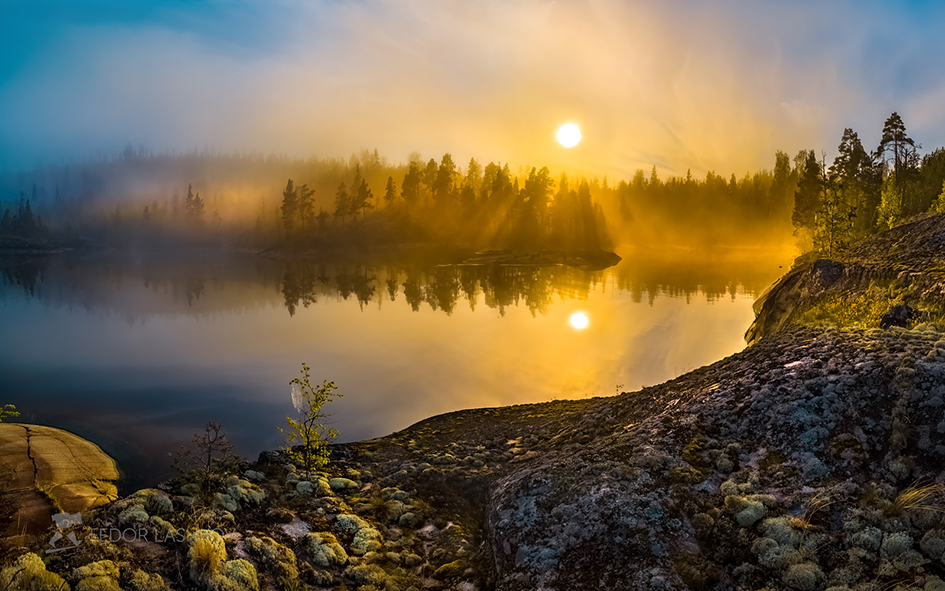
left=172, top=422, right=239, bottom=491
left=0, top=403, right=19, bottom=422
left=279, top=363, right=342, bottom=471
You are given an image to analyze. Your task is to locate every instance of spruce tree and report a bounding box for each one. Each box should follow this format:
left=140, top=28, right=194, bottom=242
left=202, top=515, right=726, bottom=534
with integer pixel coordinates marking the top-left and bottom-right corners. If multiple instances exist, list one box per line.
left=281, top=179, right=298, bottom=235
left=334, top=182, right=349, bottom=226
left=384, top=176, right=397, bottom=208
left=792, top=151, right=822, bottom=236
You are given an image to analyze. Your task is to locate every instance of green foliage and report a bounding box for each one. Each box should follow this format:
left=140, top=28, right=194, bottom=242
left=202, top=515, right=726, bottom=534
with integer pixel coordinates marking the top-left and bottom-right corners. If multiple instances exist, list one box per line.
left=279, top=363, right=342, bottom=471
left=792, top=150, right=823, bottom=235
left=814, top=184, right=856, bottom=255
left=829, top=128, right=879, bottom=235
left=0, top=403, right=19, bottom=422
left=931, top=179, right=945, bottom=215
left=876, top=176, right=904, bottom=229
left=793, top=289, right=894, bottom=329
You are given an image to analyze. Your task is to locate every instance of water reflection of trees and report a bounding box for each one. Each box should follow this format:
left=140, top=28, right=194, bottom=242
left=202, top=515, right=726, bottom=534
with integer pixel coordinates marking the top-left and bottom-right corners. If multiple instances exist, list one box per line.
left=279, top=256, right=783, bottom=316
left=0, top=252, right=786, bottom=319
left=0, top=256, right=48, bottom=295
left=280, top=262, right=602, bottom=317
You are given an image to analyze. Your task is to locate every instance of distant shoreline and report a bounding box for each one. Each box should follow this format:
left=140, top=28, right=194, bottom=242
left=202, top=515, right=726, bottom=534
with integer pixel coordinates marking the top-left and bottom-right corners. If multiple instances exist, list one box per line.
left=0, top=237, right=623, bottom=271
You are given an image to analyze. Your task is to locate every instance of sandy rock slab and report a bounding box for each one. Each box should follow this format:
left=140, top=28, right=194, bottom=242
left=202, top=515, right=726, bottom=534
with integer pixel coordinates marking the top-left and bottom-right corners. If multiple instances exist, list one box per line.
left=0, top=423, right=118, bottom=546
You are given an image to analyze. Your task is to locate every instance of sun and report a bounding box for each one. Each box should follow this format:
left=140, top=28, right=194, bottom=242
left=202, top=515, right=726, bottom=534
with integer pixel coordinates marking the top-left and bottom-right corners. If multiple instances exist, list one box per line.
left=569, top=312, right=589, bottom=330
left=557, top=124, right=581, bottom=148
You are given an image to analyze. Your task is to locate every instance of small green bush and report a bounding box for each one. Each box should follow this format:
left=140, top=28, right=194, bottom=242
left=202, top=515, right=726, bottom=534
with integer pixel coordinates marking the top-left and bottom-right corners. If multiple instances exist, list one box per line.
left=0, top=403, right=19, bottom=422
left=279, top=364, right=342, bottom=471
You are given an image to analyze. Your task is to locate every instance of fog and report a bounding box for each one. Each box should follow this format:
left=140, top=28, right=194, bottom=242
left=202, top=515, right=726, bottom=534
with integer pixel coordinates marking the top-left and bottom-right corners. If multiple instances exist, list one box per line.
left=4, top=1, right=945, bottom=178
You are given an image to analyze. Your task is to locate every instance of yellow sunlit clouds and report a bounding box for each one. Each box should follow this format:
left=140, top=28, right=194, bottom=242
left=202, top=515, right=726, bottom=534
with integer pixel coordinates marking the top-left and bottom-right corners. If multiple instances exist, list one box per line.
left=570, top=312, right=589, bottom=330
left=557, top=124, right=581, bottom=148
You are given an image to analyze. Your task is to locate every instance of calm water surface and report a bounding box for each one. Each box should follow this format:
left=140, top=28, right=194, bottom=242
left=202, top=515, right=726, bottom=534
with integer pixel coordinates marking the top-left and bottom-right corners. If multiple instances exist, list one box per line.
left=0, top=249, right=791, bottom=490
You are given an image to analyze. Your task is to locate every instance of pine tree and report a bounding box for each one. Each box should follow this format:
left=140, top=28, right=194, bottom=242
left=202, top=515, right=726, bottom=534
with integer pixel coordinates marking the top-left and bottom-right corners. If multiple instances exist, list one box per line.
left=422, top=158, right=438, bottom=203
left=877, top=112, right=916, bottom=185
left=183, top=184, right=205, bottom=225
left=401, top=163, right=421, bottom=208
left=433, top=153, right=456, bottom=206
left=316, top=208, right=330, bottom=229
left=829, top=129, right=875, bottom=235
left=464, top=158, right=483, bottom=194
left=351, top=179, right=374, bottom=220
left=876, top=112, right=920, bottom=215
left=334, top=182, right=349, bottom=226
left=185, top=184, right=195, bottom=218
left=770, top=150, right=797, bottom=219
left=191, top=192, right=205, bottom=224
left=384, top=176, right=397, bottom=208
left=792, top=151, right=822, bottom=236
left=281, top=179, right=299, bottom=235
left=297, top=184, right=315, bottom=232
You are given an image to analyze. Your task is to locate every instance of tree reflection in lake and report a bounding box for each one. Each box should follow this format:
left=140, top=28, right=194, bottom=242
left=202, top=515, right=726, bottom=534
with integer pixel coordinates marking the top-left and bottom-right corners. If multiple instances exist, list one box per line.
left=0, top=249, right=789, bottom=318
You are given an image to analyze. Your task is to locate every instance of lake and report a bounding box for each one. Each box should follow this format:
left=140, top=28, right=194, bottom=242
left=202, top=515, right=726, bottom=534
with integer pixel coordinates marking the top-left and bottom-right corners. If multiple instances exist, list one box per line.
left=0, top=248, right=792, bottom=491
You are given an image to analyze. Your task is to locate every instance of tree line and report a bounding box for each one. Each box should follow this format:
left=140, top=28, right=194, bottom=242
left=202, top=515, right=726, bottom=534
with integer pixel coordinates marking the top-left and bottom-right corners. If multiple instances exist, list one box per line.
left=278, top=154, right=612, bottom=252
left=0, top=185, right=48, bottom=239
left=4, top=113, right=945, bottom=253
left=791, top=112, right=945, bottom=254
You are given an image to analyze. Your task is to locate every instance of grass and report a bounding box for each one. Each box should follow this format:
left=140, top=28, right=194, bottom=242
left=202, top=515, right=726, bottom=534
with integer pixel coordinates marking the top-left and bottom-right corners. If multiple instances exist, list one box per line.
left=189, top=535, right=222, bottom=575
left=789, top=490, right=836, bottom=532
left=883, top=482, right=945, bottom=517
left=794, top=289, right=897, bottom=329
left=366, top=489, right=403, bottom=522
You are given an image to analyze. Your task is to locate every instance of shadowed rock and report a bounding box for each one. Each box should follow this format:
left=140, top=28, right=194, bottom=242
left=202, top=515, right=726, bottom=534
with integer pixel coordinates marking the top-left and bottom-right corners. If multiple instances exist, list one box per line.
left=880, top=303, right=916, bottom=328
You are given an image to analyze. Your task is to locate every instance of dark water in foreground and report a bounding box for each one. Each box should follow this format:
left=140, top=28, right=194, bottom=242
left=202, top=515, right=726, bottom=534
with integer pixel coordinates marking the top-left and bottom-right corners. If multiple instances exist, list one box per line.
left=0, top=248, right=791, bottom=491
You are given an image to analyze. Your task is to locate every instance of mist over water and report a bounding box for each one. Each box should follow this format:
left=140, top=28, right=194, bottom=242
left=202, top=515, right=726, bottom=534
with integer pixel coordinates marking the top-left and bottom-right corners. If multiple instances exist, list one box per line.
left=0, top=249, right=790, bottom=491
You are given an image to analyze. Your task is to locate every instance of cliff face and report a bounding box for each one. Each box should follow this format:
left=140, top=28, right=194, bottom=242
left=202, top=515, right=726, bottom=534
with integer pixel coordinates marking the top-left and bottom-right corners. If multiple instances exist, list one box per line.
left=747, top=214, right=945, bottom=344
left=12, top=217, right=945, bottom=590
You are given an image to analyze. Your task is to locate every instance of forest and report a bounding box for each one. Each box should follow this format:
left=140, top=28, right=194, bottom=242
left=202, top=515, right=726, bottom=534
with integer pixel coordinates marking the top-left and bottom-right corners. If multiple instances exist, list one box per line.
left=1, top=112, right=944, bottom=255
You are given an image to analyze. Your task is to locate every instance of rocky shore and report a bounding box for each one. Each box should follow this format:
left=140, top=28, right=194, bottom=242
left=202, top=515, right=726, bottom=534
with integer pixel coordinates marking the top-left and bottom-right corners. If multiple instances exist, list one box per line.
left=6, top=215, right=945, bottom=591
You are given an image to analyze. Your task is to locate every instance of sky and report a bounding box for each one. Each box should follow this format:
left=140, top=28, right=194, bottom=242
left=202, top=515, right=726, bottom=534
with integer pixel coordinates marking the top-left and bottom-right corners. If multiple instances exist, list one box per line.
left=2, top=0, right=945, bottom=179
